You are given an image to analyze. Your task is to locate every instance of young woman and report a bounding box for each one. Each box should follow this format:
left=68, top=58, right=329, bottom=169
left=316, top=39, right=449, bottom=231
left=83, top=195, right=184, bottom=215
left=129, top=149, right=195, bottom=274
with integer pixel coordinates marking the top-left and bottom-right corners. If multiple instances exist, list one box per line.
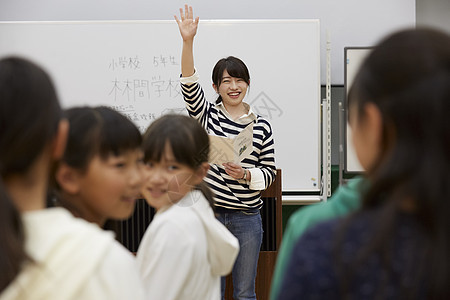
left=277, top=28, right=450, bottom=299
left=53, top=106, right=146, bottom=227
left=175, top=6, right=277, bottom=299
left=0, top=57, right=145, bottom=299
left=136, top=114, right=239, bottom=300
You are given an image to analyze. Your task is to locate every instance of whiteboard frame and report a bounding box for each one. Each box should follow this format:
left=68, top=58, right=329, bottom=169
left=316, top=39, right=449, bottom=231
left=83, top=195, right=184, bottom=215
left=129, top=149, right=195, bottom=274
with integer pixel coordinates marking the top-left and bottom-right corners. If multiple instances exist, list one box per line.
left=343, top=47, right=374, bottom=174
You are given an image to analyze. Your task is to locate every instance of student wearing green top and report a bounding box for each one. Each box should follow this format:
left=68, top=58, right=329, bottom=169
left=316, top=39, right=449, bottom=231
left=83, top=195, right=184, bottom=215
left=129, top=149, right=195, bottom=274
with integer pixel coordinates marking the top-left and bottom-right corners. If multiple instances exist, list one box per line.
left=270, top=176, right=366, bottom=300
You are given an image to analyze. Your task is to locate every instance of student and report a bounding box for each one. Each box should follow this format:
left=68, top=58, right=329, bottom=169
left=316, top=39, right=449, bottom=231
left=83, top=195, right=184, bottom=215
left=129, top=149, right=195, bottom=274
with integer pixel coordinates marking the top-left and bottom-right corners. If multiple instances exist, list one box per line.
left=270, top=176, right=367, bottom=300
left=277, top=28, right=450, bottom=299
left=53, top=106, right=146, bottom=227
left=0, top=57, right=145, bottom=299
left=136, top=114, right=239, bottom=300
left=175, top=6, right=277, bottom=299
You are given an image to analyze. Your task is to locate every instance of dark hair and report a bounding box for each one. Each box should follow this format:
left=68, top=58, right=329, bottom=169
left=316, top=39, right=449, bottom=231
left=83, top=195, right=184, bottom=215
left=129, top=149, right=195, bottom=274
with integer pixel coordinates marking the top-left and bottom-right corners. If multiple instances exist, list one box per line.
left=52, top=106, right=142, bottom=214
left=212, top=56, right=250, bottom=104
left=342, top=28, right=450, bottom=298
left=62, top=106, right=142, bottom=172
left=0, top=57, right=62, bottom=291
left=142, top=114, right=215, bottom=209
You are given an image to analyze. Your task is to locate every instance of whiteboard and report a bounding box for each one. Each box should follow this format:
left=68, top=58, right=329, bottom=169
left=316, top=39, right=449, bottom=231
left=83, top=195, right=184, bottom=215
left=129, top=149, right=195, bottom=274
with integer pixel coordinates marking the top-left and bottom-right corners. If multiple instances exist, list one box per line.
left=344, top=47, right=373, bottom=173
left=0, top=20, right=321, bottom=192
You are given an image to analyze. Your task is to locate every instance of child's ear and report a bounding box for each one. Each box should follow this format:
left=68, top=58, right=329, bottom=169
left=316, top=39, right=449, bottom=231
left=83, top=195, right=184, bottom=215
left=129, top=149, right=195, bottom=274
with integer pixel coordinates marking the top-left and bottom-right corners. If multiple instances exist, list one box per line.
left=212, top=83, right=218, bottom=93
left=193, top=162, right=210, bottom=184
left=52, top=119, right=69, bottom=160
left=364, top=102, right=383, bottom=149
left=55, top=163, right=82, bottom=195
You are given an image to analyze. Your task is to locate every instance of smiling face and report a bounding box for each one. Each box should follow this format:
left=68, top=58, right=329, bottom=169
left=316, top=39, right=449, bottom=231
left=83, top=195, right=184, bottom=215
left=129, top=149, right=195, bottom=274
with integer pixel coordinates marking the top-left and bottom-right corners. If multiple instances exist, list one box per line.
left=74, top=149, right=145, bottom=225
left=141, top=142, right=203, bottom=211
left=214, top=70, right=249, bottom=110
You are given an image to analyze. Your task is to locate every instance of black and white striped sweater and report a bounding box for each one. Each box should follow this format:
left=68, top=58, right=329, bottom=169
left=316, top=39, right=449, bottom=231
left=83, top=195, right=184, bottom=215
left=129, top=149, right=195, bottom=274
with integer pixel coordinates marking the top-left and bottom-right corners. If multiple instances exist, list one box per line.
left=181, top=80, right=276, bottom=210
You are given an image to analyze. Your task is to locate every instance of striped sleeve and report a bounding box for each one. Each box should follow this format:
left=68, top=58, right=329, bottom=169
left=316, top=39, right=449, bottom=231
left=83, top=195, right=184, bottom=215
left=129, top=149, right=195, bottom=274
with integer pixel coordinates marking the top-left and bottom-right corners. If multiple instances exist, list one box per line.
left=181, top=82, right=210, bottom=128
left=253, top=117, right=276, bottom=189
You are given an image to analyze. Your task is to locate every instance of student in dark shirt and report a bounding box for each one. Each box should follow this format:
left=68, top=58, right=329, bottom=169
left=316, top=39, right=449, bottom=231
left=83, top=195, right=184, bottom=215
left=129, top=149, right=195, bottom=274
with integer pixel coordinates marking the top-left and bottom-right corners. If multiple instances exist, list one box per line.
left=278, top=27, right=450, bottom=300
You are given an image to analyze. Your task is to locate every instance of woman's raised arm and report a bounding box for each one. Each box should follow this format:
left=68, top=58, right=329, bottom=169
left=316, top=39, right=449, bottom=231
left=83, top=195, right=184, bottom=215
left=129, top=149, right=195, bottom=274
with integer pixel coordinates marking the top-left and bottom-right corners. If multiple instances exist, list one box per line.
left=174, top=5, right=199, bottom=77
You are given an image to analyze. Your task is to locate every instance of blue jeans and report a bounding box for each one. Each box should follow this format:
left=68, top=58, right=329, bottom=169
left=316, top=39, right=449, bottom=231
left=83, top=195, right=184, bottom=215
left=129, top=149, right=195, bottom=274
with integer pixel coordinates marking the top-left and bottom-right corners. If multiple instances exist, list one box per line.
left=217, top=209, right=263, bottom=300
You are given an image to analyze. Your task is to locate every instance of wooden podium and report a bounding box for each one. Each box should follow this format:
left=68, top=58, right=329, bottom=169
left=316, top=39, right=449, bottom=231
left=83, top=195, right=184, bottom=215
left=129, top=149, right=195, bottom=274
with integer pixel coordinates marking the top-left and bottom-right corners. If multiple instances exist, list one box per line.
left=224, top=169, right=282, bottom=300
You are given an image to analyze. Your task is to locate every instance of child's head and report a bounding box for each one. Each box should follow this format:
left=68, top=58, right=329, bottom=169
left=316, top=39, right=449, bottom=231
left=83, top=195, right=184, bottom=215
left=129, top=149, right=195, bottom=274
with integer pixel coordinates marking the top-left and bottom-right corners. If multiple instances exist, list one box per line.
left=141, top=114, right=212, bottom=211
left=0, top=57, right=63, bottom=177
left=55, top=106, right=145, bottom=226
left=349, top=28, right=450, bottom=177
left=212, top=56, right=250, bottom=105
left=349, top=27, right=450, bottom=221
left=0, top=57, right=65, bottom=291
left=346, top=28, right=450, bottom=298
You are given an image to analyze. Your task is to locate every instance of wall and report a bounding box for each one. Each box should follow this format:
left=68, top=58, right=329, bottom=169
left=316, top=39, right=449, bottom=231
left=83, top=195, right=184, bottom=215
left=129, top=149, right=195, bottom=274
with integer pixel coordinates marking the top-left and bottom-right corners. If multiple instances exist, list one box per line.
left=0, top=0, right=415, bottom=86
left=416, top=0, right=450, bottom=33
left=332, top=0, right=450, bottom=167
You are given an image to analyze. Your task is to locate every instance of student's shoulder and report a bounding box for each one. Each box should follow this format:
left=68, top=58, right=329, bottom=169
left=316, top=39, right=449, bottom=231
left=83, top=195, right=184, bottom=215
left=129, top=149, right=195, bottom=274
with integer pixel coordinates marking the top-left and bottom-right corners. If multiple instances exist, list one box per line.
left=103, top=239, right=137, bottom=261
left=21, top=208, right=144, bottom=299
left=84, top=242, right=145, bottom=299
left=292, top=217, right=340, bottom=258
left=149, top=206, right=202, bottom=239
left=298, top=207, right=376, bottom=251
left=137, top=210, right=201, bottom=264
left=41, top=207, right=135, bottom=260
left=289, top=177, right=365, bottom=226
left=23, top=207, right=112, bottom=245
left=287, top=200, right=340, bottom=233
left=27, top=208, right=136, bottom=263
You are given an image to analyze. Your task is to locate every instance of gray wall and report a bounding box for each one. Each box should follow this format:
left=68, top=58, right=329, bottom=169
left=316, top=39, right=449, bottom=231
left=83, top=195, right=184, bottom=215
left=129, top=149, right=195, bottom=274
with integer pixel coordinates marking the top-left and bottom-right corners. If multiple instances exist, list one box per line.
left=0, top=0, right=415, bottom=85
left=329, top=0, right=450, bottom=166
left=416, top=0, right=450, bottom=33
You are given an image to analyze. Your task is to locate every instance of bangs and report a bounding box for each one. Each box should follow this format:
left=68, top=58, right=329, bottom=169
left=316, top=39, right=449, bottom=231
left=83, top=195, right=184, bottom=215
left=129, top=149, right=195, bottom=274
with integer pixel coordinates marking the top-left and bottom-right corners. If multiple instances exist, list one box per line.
left=213, top=56, right=250, bottom=86
left=63, top=106, right=141, bottom=172
left=142, top=128, right=167, bottom=163
left=143, top=123, right=196, bottom=166
left=143, top=114, right=208, bottom=168
left=225, top=61, right=249, bottom=81
left=96, top=107, right=142, bottom=158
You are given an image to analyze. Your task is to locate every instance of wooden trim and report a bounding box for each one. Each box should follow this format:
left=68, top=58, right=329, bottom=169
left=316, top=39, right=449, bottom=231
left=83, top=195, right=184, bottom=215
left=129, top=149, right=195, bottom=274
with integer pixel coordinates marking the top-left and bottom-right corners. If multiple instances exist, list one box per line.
left=261, top=169, right=282, bottom=249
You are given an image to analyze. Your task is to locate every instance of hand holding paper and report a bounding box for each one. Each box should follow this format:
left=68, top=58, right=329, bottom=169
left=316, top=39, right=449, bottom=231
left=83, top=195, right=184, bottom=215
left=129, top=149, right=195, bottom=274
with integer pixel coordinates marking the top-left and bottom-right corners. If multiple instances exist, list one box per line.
left=208, top=123, right=253, bottom=165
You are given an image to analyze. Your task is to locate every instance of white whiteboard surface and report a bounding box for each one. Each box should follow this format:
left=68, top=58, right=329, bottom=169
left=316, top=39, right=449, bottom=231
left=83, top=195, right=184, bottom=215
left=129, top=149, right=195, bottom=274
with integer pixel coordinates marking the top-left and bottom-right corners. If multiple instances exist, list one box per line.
left=0, top=20, right=321, bottom=192
left=344, top=47, right=373, bottom=173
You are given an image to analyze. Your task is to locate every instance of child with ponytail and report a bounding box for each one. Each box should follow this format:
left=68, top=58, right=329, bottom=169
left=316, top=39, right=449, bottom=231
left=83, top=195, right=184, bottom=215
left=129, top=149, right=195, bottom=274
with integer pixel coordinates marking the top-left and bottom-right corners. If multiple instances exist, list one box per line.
left=136, top=114, right=239, bottom=300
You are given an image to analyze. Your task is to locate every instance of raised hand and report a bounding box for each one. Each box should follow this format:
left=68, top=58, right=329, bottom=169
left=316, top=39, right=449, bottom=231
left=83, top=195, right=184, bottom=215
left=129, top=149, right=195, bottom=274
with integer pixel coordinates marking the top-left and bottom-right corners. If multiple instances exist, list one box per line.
left=174, top=5, right=199, bottom=42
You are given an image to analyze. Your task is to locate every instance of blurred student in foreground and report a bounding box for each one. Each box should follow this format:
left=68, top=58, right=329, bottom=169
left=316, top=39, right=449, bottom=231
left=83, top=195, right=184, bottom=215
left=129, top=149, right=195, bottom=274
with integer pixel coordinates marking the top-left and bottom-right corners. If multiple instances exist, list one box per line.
left=277, top=28, right=450, bottom=299
left=0, top=57, right=144, bottom=300
left=270, top=176, right=367, bottom=300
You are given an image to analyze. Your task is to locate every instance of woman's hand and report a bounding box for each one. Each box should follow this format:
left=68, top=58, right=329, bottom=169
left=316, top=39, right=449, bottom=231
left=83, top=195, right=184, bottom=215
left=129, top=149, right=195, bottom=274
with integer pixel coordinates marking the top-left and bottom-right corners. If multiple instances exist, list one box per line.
left=174, top=5, right=199, bottom=42
left=223, top=162, right=247, bottom=180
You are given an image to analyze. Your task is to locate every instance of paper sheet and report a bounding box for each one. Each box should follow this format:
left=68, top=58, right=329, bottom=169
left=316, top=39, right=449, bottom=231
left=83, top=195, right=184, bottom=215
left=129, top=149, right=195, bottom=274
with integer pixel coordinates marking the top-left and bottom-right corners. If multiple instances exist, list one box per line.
left=208, top=123, right=253, bottom=165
